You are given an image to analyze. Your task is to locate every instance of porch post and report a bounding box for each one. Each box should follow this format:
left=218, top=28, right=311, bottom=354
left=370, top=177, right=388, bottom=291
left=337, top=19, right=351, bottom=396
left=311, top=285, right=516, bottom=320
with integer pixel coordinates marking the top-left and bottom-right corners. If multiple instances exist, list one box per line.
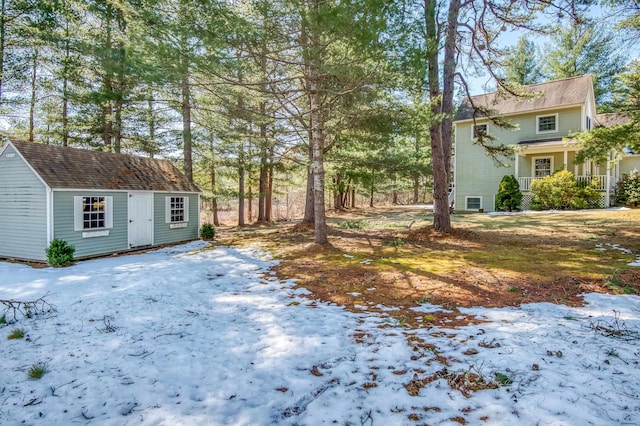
left=564, top=150, right=568, bottom=171
left=605, top=152, right=611, bottom=207
left=514, top=154, right=519, bottom=178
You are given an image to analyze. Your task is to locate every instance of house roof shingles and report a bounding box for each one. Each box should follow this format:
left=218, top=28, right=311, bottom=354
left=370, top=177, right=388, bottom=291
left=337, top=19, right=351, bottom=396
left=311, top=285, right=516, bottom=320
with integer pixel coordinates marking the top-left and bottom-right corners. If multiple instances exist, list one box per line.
left=9, top=140, right=199, bottom=193
left=456, top=75, right=593, bottom=121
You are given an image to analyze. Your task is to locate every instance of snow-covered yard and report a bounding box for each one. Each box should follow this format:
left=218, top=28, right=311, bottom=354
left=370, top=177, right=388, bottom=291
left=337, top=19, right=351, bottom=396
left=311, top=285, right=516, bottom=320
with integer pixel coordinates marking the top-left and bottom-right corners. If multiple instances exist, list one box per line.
left=1, top=242, right=639, bottom=425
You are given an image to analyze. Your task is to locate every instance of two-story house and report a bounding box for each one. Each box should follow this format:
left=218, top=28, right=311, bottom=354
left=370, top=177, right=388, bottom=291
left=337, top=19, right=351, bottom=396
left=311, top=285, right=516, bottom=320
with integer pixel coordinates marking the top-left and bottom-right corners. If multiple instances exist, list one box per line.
left=453, top=74, right=640, bottom=212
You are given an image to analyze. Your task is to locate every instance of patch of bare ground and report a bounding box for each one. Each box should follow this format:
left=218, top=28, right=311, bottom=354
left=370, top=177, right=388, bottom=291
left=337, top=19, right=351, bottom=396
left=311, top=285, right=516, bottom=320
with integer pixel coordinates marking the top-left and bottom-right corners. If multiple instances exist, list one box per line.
left=217, top=208, right=640, bottom=329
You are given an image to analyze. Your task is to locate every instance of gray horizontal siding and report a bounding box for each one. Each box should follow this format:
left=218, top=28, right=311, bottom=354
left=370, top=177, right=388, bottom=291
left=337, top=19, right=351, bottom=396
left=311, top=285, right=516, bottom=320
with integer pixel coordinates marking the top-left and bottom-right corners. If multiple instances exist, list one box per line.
left=0, top=145, right=48, bottom=261
left=154, top=193, right=198, bottom=245
left=53, top=191, right=128, bottom=258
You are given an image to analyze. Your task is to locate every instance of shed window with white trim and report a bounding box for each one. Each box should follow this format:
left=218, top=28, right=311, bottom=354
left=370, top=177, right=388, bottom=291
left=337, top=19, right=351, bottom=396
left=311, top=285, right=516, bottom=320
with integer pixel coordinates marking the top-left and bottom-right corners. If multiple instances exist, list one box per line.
left=536, top=114, right=558, bottom=133
left=465, top=196, right=482, bottom=210
left=74, top=196, right=113, bottom=231
left=165, top=196, right=189, bottom=223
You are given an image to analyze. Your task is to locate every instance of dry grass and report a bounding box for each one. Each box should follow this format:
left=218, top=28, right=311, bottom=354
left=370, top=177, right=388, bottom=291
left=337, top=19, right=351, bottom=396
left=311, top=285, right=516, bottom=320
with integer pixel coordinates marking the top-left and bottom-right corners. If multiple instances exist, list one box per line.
left=215, top=207, right=640, bottom=328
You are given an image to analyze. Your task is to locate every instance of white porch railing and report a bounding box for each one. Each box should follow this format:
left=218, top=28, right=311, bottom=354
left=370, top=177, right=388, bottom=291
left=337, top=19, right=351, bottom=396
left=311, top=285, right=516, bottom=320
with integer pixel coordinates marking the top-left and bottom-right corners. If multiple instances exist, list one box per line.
left=448, top=186, right=455, bottom=206
left=517, top=175, right=610, bottom=192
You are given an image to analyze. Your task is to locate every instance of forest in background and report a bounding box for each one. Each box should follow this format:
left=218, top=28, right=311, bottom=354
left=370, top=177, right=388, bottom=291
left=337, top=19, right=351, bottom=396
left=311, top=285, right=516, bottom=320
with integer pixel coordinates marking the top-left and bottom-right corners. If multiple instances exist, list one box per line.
left=0, top=0, right=638, bottom=229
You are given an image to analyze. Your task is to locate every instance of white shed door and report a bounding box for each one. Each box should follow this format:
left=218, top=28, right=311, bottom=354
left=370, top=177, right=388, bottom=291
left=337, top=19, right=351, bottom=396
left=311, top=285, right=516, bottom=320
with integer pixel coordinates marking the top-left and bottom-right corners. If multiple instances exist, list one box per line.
left=129, top=192, right=154, bottom=247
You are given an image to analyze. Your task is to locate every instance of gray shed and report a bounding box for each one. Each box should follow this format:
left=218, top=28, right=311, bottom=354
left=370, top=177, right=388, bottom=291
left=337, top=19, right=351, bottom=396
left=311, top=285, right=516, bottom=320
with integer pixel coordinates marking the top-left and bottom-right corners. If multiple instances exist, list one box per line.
left=0, top=140, right=200, bottom=262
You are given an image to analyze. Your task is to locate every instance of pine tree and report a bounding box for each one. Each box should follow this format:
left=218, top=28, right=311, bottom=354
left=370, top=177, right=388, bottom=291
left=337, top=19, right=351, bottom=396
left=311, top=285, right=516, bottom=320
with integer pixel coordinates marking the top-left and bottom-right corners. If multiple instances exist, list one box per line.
left=503, top=36, right=543, bottom=86
left=544, top=19, right=625, bottom=103
left=496, top=175, right=523, bottom=212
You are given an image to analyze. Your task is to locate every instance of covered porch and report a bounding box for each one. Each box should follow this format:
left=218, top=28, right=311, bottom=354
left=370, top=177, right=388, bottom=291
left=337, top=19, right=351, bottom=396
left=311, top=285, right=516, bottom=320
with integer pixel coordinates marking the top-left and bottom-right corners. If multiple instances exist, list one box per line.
left=517, top=174, right=617, bottom=192
left=514, top=140, right=619, bottom=208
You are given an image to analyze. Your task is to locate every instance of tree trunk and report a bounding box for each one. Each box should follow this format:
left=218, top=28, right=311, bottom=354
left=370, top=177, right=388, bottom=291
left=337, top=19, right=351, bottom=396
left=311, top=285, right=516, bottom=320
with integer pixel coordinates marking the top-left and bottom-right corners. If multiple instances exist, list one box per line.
left=181, top=71, right=193, bottom=182
left=102, top=9, right=113, bottom=151
left=103, top=101, right=113, bottom=150
left=62, top=68, right=69, bottom=146
left=425, top=0, right=458, bottom=232
left=309, top=60, right=327, bottom=243
left=311, top=120, right=327, bottom=243
left=257, top=49, right=269, bottom=223
left=211, top=165, right=220, bottom=227
left=29, top=49, right=37, bottom=143
left=114, top=99, right=122, bottom=153
left=113, top=11, right=126, bottom=154
left=147, top=96, right=155, bottom=157
left=303, top=144, right=315, bottom=223
left=369, top=169, right=375, bottom=207
left=333, top=176, right=340, bottom=210
left=265, top=146, right=274, bottom=221
left=248, top=184, right=253, bottom=222
left=257, top=129, right=268, bottom=222
left=238, top=160, right=245, bottom=226
left=61, top=12, right=70, bottom=146
left=413, top=128, right=423, bottom=204
left=209, top=136, right=220, bottom=226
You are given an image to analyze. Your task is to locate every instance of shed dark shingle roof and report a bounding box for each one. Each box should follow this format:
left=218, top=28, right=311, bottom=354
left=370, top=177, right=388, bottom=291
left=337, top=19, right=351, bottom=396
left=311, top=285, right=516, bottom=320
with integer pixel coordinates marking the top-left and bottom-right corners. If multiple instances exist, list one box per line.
left=456, top=75, right=593, bottom=121
left=9, top=140, right=199, bottom=192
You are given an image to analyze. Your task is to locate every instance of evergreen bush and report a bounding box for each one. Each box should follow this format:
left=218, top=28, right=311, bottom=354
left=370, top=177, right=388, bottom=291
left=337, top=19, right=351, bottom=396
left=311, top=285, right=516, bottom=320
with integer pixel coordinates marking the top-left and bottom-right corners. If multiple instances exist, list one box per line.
left=200, top=223, right=216, bottom=239
left=45, top=239, right=75, bottom=267
left=495, top=175, right=523, bottom=211
left=616, top=169, right=640, bottom=207
left=530, top=170, right=601, bottom=210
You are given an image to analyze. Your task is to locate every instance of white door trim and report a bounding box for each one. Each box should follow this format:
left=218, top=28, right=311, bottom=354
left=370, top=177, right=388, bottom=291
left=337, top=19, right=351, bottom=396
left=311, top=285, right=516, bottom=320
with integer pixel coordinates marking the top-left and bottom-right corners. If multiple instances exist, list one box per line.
left=128, top=192, right=154, bottom=248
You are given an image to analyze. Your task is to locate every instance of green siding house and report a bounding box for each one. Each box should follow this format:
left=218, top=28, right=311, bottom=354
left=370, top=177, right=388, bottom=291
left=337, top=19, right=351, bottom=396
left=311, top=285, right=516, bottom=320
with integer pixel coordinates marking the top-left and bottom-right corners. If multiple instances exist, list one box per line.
left=0, top=140, right=200, bottom=262
left=453, top=75, right=640, bottom=212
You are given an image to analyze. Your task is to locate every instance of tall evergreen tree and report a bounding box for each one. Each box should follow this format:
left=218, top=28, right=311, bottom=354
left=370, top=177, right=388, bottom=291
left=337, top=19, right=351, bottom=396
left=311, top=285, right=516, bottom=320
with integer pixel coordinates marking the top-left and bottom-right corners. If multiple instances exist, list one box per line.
left=503, top=36, right=543, bottom=86
left=543, top=19, right=626, bottom=103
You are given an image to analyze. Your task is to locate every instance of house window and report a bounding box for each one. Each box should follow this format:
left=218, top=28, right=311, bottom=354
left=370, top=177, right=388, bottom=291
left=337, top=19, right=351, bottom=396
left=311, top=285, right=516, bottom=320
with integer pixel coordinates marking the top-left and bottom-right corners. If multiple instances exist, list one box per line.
left=170, top=197, right=185, bottom=222
left=586, top=116, right=591, bottom=130
left=83, top=197, right=105, bottom=229
left=165, top=196, right=190, bottom=224
left=473, top=124, right=488, bottom=139
left=74, top=196, right=113, bottom=232
left=533, top=156, right=553, bottom=178
left=537, top=114, right=558, bottom=133
left=465, top=196, right=482, bottom=210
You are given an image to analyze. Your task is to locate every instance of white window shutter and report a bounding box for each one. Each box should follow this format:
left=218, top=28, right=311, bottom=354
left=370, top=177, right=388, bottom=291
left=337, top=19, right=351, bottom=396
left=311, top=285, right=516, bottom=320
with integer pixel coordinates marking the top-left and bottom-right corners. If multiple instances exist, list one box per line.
left=165, top=196, right=171, bottom=223
left=74, top=196, right=83, bottom=231
left=184, top=196, right=189, bottom=222
left=105, top=196, right=113, bottom=229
